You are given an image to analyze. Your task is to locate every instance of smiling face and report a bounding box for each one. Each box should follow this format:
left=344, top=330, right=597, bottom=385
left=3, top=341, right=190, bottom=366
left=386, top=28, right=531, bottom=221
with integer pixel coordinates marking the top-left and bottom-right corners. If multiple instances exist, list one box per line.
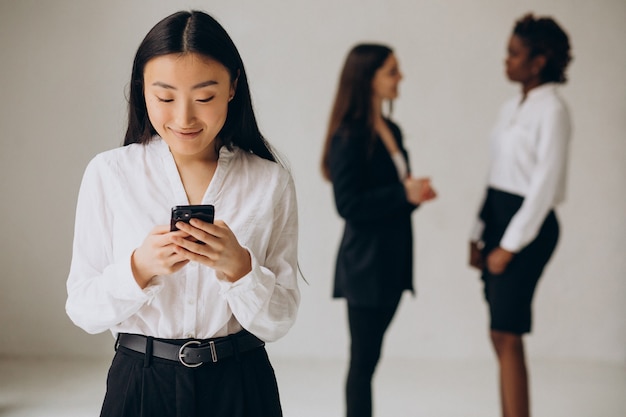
left=143, top=53, right=236, bottom=161
left=371, top=53, right=403, bottom=101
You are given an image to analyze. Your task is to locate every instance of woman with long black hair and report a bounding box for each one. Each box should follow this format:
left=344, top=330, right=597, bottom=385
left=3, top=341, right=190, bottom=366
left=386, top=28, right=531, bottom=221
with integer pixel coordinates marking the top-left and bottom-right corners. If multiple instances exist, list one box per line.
left=66, top=10, right=299, bottom=417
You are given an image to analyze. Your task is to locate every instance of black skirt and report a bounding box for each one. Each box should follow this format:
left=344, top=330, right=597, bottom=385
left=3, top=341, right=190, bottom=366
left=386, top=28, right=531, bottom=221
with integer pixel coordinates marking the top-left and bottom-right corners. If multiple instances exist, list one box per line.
left=479, top=187, right=559, bottom=334
left=100, top=332, right=282, bottom=417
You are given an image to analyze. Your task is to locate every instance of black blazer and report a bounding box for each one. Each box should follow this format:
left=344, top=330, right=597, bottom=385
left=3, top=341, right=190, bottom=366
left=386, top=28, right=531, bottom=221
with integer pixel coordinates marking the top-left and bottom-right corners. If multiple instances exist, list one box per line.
left=329, top=119, right=417, bottom=307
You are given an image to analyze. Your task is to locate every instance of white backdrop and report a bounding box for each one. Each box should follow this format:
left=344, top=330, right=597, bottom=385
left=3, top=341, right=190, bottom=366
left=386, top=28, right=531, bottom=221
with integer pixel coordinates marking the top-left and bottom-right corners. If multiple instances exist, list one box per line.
left=0, top=0, right=624, bottom=363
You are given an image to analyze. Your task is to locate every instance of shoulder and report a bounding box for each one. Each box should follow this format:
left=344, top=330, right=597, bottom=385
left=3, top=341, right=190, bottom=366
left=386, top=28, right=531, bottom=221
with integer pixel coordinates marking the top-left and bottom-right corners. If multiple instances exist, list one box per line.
left=532, top=84, right=570, bottom=116
left=82, top=141, right=166, bottom=190
left=78, top=144, right=148, bottom=200
left=94, top=143, right=147, bottom=161
left=85, top=143, right=150, bottom=176
left=536, top=91, right=571, bottom=134
left=229, top=147, right=293, bottom=188
left=333, top=121, right=368, bottom=141
left=85, top=145, right=130, bottom=174
left=330, top=121, right=369, bottom=154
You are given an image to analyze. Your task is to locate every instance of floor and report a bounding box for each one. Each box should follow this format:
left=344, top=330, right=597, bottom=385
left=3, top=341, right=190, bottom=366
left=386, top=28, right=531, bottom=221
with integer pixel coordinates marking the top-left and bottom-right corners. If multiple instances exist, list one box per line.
left=0, top=356, right=624, bottom=416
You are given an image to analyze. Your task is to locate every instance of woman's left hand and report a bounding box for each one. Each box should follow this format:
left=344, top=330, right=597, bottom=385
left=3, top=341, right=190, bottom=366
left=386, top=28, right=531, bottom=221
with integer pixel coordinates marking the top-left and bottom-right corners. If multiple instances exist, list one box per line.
left=468, top=241, right=484, bottom=271
left=486, top=247, right=514, bottom=275
left=172, top=219, right=252, bottom=282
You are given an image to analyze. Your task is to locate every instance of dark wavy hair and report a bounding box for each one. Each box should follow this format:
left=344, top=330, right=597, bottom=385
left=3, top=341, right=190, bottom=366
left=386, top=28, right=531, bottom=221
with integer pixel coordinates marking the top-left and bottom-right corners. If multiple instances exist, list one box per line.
left=124, top=10, right=275, bottom=162
left=320, top=43, right=393, bottom=180
left=513, top=13, right=572, bottom=84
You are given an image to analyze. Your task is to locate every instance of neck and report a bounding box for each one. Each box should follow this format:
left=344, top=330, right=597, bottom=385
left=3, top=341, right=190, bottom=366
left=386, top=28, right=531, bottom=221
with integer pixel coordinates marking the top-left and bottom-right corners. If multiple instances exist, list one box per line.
left=171, top=145, right=220, bottom=169
left=521, top=78, right=543, bottom=99
left=372, top=97, right=384, bottom=121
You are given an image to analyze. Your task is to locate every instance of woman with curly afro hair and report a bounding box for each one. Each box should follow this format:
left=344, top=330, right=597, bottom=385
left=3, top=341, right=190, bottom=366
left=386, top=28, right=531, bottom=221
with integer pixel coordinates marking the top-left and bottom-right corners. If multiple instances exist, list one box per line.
left=469, top=13, right=572, bottom=417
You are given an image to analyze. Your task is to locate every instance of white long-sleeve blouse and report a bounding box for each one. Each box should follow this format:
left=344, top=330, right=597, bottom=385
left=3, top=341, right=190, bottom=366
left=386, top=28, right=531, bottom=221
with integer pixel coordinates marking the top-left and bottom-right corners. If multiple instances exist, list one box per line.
left=471, top=83, right=572, bottom=252
left=66, top=137, right=300, bottom=342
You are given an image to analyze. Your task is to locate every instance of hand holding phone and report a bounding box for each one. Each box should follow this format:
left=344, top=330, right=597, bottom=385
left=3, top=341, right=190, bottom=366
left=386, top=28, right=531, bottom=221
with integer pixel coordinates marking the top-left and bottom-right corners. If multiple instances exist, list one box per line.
left=168, top=206, right=252, bottom=282
left=170, top=205, right=215, bottom=232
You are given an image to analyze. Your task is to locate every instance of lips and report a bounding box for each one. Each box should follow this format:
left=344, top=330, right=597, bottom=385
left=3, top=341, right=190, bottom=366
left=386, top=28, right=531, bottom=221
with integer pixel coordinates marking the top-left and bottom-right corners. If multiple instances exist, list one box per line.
left=170, top=128, right=203, bottom=139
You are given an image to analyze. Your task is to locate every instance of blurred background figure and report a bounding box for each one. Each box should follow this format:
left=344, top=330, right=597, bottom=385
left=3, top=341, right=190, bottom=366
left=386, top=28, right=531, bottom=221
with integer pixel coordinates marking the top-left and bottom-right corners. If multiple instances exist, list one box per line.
left=321, top=43, right=436, bottom=417
left=469, top=13, right=573, bottom=417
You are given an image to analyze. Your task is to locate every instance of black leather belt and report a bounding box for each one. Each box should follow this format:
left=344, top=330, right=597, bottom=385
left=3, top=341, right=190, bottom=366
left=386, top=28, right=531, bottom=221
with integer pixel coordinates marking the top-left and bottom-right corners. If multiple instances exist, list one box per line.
left=116, top=331, right=265, bottom=368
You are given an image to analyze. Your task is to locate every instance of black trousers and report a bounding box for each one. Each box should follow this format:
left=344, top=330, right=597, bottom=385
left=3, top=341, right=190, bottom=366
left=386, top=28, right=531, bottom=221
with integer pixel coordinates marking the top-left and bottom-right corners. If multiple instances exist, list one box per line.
left=346, top=294, right=402, bottom=417
left=100, top=342, right=282, bottom=417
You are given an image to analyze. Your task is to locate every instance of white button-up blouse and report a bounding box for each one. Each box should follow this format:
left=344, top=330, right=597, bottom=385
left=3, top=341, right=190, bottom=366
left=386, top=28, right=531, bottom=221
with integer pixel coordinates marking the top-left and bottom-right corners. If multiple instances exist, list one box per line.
left=472, top=83, right=572, bottom=252
left=66, top=138, right=300, bottom=342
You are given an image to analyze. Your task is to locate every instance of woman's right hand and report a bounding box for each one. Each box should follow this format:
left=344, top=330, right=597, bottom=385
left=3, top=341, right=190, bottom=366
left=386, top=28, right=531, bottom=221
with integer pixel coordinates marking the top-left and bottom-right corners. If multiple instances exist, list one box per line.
left=131, top=225, right=190, bottom=289
left=403, top=176, right=437, bottom=205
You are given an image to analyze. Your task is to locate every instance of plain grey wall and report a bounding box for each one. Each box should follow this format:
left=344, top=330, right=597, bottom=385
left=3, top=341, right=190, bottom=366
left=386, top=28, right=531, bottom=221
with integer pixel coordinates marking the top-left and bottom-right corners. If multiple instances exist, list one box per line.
left=0, top=0, right=624, bottom=363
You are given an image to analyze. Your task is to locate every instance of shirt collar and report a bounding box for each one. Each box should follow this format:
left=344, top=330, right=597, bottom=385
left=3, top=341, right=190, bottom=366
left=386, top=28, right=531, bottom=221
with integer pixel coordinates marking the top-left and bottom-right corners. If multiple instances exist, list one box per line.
left=525, top=82, right=558, bottom=101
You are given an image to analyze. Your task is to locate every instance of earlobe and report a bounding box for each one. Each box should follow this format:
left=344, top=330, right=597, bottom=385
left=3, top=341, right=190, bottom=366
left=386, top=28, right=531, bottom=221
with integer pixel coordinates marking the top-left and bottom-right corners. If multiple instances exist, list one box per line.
left=532, top=55, right=547, bottom=75
left=229, top=70, right=240, bottom=101
left=228, top=84, right=235, bottom=101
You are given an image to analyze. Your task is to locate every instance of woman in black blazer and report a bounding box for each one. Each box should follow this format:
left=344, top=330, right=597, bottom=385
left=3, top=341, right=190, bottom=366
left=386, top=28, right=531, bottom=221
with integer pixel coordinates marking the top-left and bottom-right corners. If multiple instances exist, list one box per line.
left=321, top=44, right=436, bottom=417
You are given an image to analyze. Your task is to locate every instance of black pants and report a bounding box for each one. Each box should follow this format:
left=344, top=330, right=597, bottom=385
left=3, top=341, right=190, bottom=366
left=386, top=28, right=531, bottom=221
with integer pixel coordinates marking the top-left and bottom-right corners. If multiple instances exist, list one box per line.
left=346, top=295, right=402, bottom=417
left=100, top=343, right=282, bottom=417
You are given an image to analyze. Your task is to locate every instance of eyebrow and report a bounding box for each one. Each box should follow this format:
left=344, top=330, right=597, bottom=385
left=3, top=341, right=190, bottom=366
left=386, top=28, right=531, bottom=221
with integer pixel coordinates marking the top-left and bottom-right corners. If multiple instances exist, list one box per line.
left=151, top=80, right=219, bottom=90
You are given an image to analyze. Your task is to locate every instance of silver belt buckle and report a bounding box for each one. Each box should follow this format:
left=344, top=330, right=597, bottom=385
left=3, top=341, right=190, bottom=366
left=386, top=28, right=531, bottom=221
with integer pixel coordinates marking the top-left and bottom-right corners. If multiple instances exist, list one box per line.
left=178, top=340, right=202, bottom=368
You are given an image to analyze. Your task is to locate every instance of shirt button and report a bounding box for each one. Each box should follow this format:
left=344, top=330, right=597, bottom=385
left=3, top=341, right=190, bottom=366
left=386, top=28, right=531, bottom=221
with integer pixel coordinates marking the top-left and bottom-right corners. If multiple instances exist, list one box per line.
left=186, top=333, right=194, bottom=338
left=187, top=299, right=194, bottom=305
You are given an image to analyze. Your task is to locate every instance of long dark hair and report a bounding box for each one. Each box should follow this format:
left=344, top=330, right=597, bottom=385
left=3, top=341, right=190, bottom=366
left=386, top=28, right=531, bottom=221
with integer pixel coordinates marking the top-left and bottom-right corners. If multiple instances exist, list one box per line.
left=320, top=44, right=393, bottom=180
left=124, top=10, right=276, bottom=162
left=513, top=13, right=572, bottom=84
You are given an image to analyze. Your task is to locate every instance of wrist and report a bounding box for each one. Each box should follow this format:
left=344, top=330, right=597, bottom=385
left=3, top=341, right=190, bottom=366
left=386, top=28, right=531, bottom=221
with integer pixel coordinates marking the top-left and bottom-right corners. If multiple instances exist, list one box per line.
left=497, top=246, right=515, bottom=256
left=470, top=240, right=484, bottom=250
left=221, top=249, right=252, bottom=283
left=131, top=250, right=154, bottom=289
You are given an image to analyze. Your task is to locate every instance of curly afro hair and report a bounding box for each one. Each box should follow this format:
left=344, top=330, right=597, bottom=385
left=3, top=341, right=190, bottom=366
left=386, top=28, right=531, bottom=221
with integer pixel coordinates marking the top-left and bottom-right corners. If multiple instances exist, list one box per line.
left=513, top=13, right=572, bottom=83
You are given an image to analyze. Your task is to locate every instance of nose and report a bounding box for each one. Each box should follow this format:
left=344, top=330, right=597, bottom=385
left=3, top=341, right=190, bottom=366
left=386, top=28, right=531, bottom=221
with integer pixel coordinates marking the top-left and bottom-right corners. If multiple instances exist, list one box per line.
left=175, top=100, right=196, bottom=127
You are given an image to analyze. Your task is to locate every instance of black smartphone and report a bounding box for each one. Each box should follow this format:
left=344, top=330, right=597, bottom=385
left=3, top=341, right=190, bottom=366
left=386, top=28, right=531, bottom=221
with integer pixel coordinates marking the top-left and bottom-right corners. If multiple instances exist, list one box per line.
left=170, top=205, right=215, bottom=231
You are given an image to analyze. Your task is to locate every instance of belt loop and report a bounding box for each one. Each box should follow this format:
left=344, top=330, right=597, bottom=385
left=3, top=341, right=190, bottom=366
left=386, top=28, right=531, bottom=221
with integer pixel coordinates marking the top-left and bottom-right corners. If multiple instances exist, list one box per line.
left=144, top=336, right=153, bottom=368
left=209, top=341, right=218, bottom=363
left=115, top=333, right=121, bottom=351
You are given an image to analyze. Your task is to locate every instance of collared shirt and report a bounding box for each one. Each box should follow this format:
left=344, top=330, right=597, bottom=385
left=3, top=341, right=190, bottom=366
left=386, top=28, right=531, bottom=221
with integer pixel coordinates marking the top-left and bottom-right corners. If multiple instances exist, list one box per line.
left=472, top=83, right=572, bottom=252
left=66, top=138, right=299, bottom=342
